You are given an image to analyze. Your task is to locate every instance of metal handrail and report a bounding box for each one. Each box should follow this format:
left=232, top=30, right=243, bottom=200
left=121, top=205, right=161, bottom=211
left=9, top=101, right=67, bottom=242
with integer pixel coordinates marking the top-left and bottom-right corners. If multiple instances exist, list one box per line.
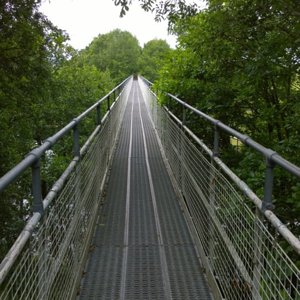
left=0, top=77, right=130, bottom=193
left=165, top=92, right=300, bottom=176
left=143, top=77, right=300, bottom=177
left=142, top=76, right=300, bottom=213
left=0, top=76, right=131, bottom=286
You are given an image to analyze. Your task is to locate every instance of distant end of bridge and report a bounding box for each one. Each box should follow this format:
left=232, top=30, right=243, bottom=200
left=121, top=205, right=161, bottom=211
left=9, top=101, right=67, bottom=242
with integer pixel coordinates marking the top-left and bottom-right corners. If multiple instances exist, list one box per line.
left=0, top=76, right=299, bottom=300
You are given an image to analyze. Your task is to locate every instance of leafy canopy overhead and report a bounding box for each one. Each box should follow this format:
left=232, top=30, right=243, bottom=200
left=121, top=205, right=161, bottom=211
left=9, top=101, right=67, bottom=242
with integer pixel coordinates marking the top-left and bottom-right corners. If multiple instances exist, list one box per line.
left=113, top=0, right=199, bottom=23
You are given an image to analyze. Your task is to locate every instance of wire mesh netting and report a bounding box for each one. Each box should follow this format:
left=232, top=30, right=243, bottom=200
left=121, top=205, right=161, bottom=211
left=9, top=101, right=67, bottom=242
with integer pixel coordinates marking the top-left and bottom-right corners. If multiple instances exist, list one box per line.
left=0, top=79, right=132, bottom=300
left=139, top=78, right=300, bottom=300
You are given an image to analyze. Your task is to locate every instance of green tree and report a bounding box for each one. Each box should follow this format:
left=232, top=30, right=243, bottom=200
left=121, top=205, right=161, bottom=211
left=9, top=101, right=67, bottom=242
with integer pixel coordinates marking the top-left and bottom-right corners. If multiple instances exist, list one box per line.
left=0, top=1, right=115, bottom=261
left=0, top=0, right=70, bottom=260
left=155, top=0, right=300, bottom=244
left=138, top=39, right=171, bottom=82
left=39, top=57, right=113, bottom=190
left=113, top=0, right=199, bottom=23
left=83, top=29, right=141, bottom=83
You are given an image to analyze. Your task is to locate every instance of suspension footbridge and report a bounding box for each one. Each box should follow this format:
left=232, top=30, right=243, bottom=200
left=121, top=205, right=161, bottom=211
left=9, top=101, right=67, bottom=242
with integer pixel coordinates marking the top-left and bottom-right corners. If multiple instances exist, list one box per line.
left=0, top=77, right=299, bottom=299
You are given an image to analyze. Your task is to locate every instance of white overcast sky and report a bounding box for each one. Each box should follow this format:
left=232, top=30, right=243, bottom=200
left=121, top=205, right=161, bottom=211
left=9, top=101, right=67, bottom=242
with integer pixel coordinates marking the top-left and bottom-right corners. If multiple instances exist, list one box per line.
left=39, top=0, right=178, bottom=49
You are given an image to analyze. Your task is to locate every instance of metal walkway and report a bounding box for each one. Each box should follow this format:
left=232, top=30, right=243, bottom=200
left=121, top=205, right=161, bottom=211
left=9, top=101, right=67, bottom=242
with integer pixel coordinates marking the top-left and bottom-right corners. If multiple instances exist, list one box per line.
left=78, top=80, right=212, bottom=299
left=1, top=76, right=300, bottom=300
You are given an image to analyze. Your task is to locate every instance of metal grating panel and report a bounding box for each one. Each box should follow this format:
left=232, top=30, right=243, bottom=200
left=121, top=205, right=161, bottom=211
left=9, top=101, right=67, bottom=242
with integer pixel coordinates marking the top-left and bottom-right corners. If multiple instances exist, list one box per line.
left=79, top=80, right=212, bottom=300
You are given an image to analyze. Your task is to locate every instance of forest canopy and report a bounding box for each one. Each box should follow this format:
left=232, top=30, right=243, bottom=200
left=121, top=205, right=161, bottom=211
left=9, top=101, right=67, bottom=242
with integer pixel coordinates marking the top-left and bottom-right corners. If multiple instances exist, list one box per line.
left=0, top=0, right=299, bottom=265
left=116, top=0, right=300, bottom=262
left=0, top=0, right=171, bottom=260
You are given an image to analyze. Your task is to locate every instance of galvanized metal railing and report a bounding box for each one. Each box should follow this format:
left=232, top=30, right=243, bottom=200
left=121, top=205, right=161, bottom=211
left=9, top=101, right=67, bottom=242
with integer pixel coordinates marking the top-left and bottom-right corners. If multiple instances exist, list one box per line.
left=139, top=77, right=300, bottom=300
left=0, top=77, right=133, bottom=299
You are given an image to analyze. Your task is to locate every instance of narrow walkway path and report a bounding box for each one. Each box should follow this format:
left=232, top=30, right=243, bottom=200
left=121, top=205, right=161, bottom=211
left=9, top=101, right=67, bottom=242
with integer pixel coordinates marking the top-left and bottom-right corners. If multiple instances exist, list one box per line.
left=79, top=80, right=212, bottom=299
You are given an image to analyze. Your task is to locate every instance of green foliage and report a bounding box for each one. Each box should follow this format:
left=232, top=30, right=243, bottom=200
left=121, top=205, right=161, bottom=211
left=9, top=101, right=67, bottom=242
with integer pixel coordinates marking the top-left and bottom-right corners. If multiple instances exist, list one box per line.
left=155, top=0, right=300, bottom=242
left=113, top=0, right=199, bottom=25
left=82, top=29, right=141, bottom=84
left=51, top=59, right=113, bottom=126
left=138, top=39, right=171, bottom=82
left=0, top=1, right=115, bottom=261
left=0, top=0, right=70, bottom=259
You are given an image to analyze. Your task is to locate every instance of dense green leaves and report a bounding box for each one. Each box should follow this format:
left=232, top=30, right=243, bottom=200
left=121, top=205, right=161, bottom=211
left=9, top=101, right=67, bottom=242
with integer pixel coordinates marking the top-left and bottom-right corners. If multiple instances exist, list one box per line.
left=0, top=2, right=116, bottom=260
left=0, top=0, right=171, bottom=260
left=113, top=0, right=199, bottom=25
left=82, top=29, right=141, bottom=84
left=138, top=39, right=171, bottom=82
left=2, top=0, right=299, bottom=266
left=154, top=0, right=300, bottom=245
left=0, top=0, right=66, bottom=259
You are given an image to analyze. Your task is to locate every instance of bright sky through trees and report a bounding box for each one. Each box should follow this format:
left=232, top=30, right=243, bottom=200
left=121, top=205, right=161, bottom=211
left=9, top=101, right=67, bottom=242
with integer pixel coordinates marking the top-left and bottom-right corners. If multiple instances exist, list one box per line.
left=39, top=0, right=177, bottom=49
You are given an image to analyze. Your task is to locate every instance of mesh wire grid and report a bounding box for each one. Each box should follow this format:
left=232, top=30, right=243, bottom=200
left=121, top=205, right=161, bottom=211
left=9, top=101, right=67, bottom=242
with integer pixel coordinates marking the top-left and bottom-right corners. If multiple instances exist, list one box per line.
left=139, top=78, right=300, bottom=300
left=0, top=79, right=132, bottom=300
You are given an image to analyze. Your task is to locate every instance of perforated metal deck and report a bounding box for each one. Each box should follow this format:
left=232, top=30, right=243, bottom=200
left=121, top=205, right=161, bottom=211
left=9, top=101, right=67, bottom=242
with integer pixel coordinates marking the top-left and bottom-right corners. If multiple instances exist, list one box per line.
left=78, top=80, right=212, bottom=300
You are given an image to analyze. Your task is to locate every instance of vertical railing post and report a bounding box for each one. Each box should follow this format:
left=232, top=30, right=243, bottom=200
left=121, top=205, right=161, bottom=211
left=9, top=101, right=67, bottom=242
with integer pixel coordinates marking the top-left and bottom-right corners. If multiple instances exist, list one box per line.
left=107, top=95, right=110, bottom=112
left=251, top=154, right=275, bottom=299
left=73, top=122, right=80, bottom=158
left=72, top=121, right=81, bottom=271
left=262, top=157, right=275, bottom=211
left=213, top=124, right=220, bottom=158
left=107, top=95, right=111, bottom=165
left=166, top=95, right=171, bottom=158
left=32, top=158, right=47, bottom=299
left=182, top=106, right=186, bottom=128
left=96, top=103, right=102, bottom=126
left=208, top=124, right=220, bottom=275
left=32, top=159, right=43, bottom=214
left=180, top=106, right=186, bottom=192
left=252, top=208, right=264, bottom=300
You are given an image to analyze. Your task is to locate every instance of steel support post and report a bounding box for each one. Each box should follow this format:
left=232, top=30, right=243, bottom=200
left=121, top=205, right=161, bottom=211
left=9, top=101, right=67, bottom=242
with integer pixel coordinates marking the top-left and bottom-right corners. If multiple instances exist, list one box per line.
left=208, top=126, right=220, bottom=274
left=252, top=207, right=263, bottom=300
left=262, top=158, right=275, bottom=211
left=32, top=159, right=44, bottom=214
left=32, top=158, right=47, bottom=298
left=73, top=124, right=80, bottom=158
left=96, top=103, right=102, bottom=126
left=213, top=125, right=220, bottom=158
left=107, top=104, right=111, bottom=165
left=180, top=107, right=186, bottom=192
left=73, top=123, right=82, bottom=277
left=107, top=95, right=110, bottom=111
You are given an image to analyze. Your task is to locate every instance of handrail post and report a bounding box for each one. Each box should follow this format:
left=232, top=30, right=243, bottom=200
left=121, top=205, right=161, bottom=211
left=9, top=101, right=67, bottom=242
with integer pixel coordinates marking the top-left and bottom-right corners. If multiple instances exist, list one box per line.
left=213, top=125, right=220, bottom=158
left=32, top=159, right=43, bottom=214
left=262, top=158, right=275, bottom=211
left=208, top=125, right=220, bottom=274
left=107, top=95, right=111, bottom=165
left=180, top=106, right=186, bottom=192
left=107, top=95, right=110, bottom=111
left=73, top=123, right=80, bottom=158
left=32, top=158, right=46, bottom=299
left=96, top=103, right=102, bottom=126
